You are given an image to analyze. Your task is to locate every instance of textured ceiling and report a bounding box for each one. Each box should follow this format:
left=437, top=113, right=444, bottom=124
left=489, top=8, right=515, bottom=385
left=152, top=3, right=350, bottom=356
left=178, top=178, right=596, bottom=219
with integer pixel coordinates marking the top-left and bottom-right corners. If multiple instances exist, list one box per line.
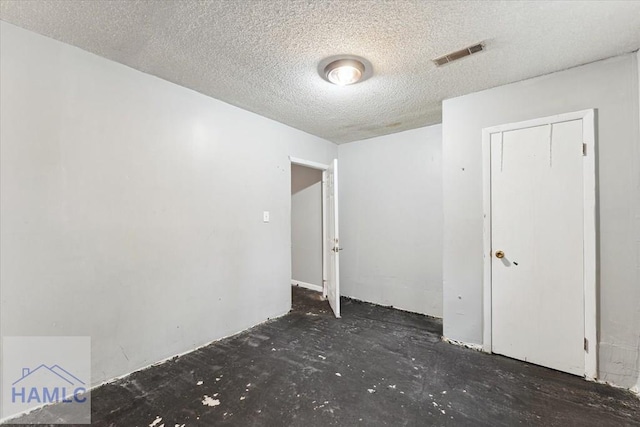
left=1, top=1, right=639, bottom=144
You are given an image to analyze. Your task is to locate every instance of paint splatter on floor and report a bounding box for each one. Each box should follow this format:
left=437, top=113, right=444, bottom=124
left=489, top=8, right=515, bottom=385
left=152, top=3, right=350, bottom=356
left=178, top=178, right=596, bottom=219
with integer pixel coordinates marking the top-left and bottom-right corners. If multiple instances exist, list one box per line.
left=202, top=395, right=220, bottom=407
left=149, top=416, right=163, bottom=427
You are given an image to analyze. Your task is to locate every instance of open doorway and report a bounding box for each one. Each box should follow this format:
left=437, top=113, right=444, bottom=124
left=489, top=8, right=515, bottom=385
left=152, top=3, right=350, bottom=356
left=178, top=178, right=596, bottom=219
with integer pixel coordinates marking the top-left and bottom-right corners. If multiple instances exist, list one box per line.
left=291, top=164, right=323, bottom=292
left=290, top=157, right=341, bottom=318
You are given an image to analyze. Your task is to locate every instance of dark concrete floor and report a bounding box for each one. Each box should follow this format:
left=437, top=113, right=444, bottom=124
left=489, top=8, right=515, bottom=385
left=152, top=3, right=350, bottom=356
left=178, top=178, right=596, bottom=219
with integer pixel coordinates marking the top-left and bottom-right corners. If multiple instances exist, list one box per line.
left=8, top=286, right=640, bottom=426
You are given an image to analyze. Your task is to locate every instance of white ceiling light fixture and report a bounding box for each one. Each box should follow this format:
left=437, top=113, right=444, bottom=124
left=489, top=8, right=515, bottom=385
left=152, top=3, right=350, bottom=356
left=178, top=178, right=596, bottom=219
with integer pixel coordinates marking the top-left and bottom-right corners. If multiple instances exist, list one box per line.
left=319, top=55, right=373, bottom=86
left=325, top=59, right=364, bottom=85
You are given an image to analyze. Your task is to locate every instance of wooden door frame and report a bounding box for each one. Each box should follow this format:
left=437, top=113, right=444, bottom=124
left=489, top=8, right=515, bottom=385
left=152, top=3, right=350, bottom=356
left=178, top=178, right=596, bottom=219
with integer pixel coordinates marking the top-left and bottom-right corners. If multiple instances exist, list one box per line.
left=289, top=156, right=329, bottom=299
left=481, top=109, right=597, bottom=379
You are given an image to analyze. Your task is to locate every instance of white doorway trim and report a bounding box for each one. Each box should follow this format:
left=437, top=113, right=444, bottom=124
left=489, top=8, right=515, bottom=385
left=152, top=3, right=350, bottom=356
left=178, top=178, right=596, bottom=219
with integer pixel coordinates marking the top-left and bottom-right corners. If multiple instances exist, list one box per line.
left=481, top=109, right=597, bottom=379
left=289, top=156, right=330, bottom=299
left=289, top=157, right=330, bottom=171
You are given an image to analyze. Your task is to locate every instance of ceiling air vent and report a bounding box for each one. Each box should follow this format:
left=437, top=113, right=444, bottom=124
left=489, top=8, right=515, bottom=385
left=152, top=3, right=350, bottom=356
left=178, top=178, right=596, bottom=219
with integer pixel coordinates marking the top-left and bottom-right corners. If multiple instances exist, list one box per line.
left=433, top=42, right=485, bottom=66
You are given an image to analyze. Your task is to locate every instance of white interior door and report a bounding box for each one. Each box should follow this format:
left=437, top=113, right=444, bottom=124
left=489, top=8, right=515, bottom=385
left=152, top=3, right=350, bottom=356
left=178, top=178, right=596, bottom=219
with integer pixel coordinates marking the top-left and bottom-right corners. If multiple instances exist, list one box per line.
left=325, top=159, right=340, bottom=318
left=491, top=119, right=585, bottom=376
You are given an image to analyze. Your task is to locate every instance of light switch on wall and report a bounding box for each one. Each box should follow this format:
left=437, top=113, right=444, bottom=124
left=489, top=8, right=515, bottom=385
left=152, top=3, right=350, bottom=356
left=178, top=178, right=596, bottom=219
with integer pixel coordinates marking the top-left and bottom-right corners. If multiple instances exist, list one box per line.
left=263, top=211, right=270, bottom=222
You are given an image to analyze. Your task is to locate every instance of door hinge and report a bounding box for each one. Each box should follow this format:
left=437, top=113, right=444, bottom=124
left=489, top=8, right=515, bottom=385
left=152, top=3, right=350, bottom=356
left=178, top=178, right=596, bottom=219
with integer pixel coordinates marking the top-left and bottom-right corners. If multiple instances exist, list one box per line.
left=584, top=337, right=589, bottom=352
left=582, top=143, right=587, bottom=156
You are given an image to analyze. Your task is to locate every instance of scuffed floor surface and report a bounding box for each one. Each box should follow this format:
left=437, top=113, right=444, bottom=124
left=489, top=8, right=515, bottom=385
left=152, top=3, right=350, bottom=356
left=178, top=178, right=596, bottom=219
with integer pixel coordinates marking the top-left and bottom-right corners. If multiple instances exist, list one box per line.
left=8, top=286, right=640, bottom=426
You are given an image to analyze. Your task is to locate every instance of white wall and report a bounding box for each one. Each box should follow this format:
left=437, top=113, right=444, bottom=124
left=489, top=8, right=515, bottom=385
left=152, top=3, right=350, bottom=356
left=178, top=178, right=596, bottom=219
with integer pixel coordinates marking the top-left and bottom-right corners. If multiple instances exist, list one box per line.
left=0, top=21, right=337, bottom=398
left=636, top=49, right=640, bottom=393
left=291, top=164, right=323, bottom=288
left=442, top=53, right=640, bottom=389
left=338, top=126, right=443, bottom=317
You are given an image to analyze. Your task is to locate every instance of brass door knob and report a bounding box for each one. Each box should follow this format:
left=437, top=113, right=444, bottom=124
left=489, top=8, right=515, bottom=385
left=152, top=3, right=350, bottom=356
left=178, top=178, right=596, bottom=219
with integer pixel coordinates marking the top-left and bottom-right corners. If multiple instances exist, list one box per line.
left=495, top=250, right=505, bottom=259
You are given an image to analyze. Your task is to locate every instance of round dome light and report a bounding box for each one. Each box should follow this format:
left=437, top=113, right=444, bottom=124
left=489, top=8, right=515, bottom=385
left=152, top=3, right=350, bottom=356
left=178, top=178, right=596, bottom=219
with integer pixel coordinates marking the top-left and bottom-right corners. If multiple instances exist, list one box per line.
left=324, top=58, right=366, bottom=86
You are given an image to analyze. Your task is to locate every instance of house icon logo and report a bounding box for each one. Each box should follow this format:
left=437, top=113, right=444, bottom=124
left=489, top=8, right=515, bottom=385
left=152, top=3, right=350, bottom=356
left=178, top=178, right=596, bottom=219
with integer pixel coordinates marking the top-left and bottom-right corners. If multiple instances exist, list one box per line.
left=2, top=336, right=91, bottom=424
left=11, top=364, right=88, bottom=404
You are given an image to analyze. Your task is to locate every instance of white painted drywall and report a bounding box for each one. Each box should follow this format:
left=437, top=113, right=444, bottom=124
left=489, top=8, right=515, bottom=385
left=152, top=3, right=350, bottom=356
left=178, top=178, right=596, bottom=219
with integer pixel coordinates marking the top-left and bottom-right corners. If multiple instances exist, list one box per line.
left=442, top=53, right=640, bottom=389
left=0, top=21, right=337, bottom=399
left=636, top=49, right=640, bottom=394
left=291, top=164, right=323, bottom=288
left=338, top=126, right=443, bottom=317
